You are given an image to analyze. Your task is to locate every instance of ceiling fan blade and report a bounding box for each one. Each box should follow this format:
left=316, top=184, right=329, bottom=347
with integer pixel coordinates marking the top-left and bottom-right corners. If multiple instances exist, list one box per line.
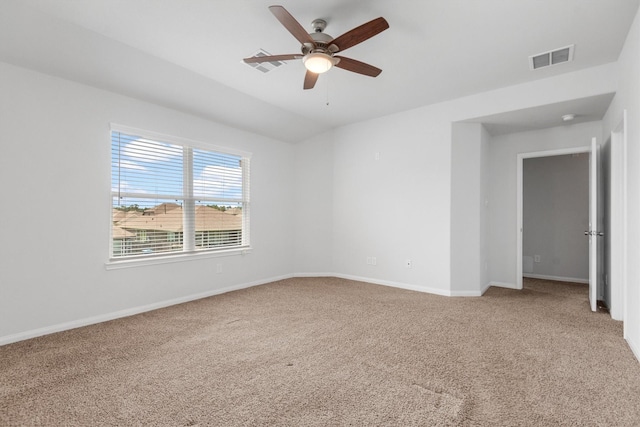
left=303, top=70, right=319, bottom=90
left=269, top=5, right=315, bottom=46
left=334, top=56, right=382, bottom=77
left=330, top=17, right=389, bottom=52
left=243, top=54, right=301, bottom=63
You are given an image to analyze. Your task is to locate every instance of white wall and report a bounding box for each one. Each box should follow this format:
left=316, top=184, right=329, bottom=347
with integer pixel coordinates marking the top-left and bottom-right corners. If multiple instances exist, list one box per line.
left=602, top=6, right=640, bottom=360
left=488, top=121, right=602, bottom=287
left=523, top=154, right=589, bottom=282
left=293, top=133, right=334, bottom=275
left=0, top=62, right=295, bottom=343
left=296, top=64, right=616, bottom=297
left=450, top=123, right=490, bottom=295
left=480, top=126, right=491, bottom=289
left=330, top=109, right=452, bottom=294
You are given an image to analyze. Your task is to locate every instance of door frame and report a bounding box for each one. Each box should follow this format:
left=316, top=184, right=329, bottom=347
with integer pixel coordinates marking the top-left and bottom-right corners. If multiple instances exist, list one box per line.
left=589, top=137, right=600, bottom=312
left=516, top=146, right=590, bottom=290
left=610, top=110, right=628, bottom=323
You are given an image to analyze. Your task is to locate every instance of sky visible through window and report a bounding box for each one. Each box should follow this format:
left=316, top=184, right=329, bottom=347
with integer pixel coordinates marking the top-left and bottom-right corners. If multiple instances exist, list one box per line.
left=111, top=132, right=243, bottom=209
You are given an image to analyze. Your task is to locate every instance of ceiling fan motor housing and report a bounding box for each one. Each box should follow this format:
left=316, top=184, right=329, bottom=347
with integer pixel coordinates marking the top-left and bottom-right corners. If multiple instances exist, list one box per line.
left=302, top=31, right=337, bottom=55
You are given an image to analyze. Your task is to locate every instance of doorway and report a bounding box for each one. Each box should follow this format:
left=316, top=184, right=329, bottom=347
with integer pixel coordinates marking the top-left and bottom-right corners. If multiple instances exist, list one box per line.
left=521, top=153, right=590, bottom=286
left=516, top=146, right=590, bottom=290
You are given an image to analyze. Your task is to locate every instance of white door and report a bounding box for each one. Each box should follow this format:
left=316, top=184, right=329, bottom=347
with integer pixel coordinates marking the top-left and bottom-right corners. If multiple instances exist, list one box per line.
left=588, top=137, right=601, bottom=312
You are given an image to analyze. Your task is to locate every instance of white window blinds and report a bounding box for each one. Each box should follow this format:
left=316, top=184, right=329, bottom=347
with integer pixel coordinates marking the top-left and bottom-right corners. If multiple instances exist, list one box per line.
left=110, top=129, right=250, bottom=259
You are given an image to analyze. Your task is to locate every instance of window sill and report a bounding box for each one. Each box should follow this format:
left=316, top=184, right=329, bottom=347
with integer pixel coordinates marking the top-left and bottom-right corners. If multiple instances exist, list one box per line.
left=105, top=247, right=252, bottom=270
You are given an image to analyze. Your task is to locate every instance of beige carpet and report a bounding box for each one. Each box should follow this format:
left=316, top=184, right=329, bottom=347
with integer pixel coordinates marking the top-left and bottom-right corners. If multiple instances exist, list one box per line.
left=1, top=277, right=639, bottom=426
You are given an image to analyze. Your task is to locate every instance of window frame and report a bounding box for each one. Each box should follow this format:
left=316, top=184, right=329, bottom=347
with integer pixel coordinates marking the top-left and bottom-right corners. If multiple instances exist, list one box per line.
left=106, top=124, right=252, bottom=269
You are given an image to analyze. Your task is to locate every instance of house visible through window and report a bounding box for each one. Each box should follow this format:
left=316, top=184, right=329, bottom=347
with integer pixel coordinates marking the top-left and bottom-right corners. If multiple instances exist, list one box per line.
left=110, top=127, right=250, bottom=259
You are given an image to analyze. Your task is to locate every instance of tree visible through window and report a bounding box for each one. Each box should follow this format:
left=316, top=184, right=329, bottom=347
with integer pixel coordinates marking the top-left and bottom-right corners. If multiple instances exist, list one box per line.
left=110, top=128, right=250, bottom=259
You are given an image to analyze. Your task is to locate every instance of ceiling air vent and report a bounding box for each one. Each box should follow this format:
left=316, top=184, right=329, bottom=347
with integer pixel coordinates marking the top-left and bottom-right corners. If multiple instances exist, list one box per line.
left=244, top=49, right=286, bottom=73
left=529, top=45, right=575, bottom=70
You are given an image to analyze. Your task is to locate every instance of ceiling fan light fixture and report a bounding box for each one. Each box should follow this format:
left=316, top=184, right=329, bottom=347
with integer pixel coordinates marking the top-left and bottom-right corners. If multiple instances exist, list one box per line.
left=303, top=52, right=334, bottom=74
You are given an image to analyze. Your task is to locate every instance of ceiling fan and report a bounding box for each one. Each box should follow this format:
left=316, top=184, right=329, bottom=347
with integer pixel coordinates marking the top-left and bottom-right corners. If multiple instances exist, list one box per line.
left=243, top=5, right=389, bottom=90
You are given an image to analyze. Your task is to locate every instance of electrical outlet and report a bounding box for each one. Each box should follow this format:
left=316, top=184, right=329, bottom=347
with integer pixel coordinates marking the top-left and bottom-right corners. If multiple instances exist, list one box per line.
left=216, top=264, right=223, bottom=274
left=534, top=255, right=541, bottom=263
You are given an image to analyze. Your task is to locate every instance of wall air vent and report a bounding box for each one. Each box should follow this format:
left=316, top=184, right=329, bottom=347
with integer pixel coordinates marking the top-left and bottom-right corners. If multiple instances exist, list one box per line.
left=244, top=49, right=286, bottom=73
left=529, top=45, right=575, bottom=70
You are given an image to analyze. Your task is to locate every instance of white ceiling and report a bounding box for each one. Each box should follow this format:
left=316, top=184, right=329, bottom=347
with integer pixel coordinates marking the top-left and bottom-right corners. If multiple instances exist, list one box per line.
left=1, top=0, right=638, bottom=142
left=468, top=92, right=617, bottom=136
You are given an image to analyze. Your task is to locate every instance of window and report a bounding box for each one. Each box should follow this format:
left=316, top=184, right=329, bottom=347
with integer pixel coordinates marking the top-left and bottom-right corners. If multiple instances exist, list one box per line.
left=110, top=126, right=250, bottom=261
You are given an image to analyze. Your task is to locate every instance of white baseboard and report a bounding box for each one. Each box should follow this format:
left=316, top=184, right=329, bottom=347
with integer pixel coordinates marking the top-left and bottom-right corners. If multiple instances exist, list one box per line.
left=449, top=289, right=485, bottom=297
left=627, top=335, right=640, bottom=364
left=293, top=272, right=335, bottom=278
left=332, top=273, right=489, bottom=297
left=480, top=281, right=492, bottom=295
left=490, top=281, right=518, bottom=289
left=333, top=273, right=452, bottom=296
left=523, top=274, right=588, bottom=284
left=0, top=273, right=499, bottom=346
left=0, top=274, right=293, bottom=347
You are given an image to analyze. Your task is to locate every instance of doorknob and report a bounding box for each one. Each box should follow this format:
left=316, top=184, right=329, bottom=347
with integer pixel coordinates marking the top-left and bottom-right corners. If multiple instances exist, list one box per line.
left=597, top=231, right=604, bottom=236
